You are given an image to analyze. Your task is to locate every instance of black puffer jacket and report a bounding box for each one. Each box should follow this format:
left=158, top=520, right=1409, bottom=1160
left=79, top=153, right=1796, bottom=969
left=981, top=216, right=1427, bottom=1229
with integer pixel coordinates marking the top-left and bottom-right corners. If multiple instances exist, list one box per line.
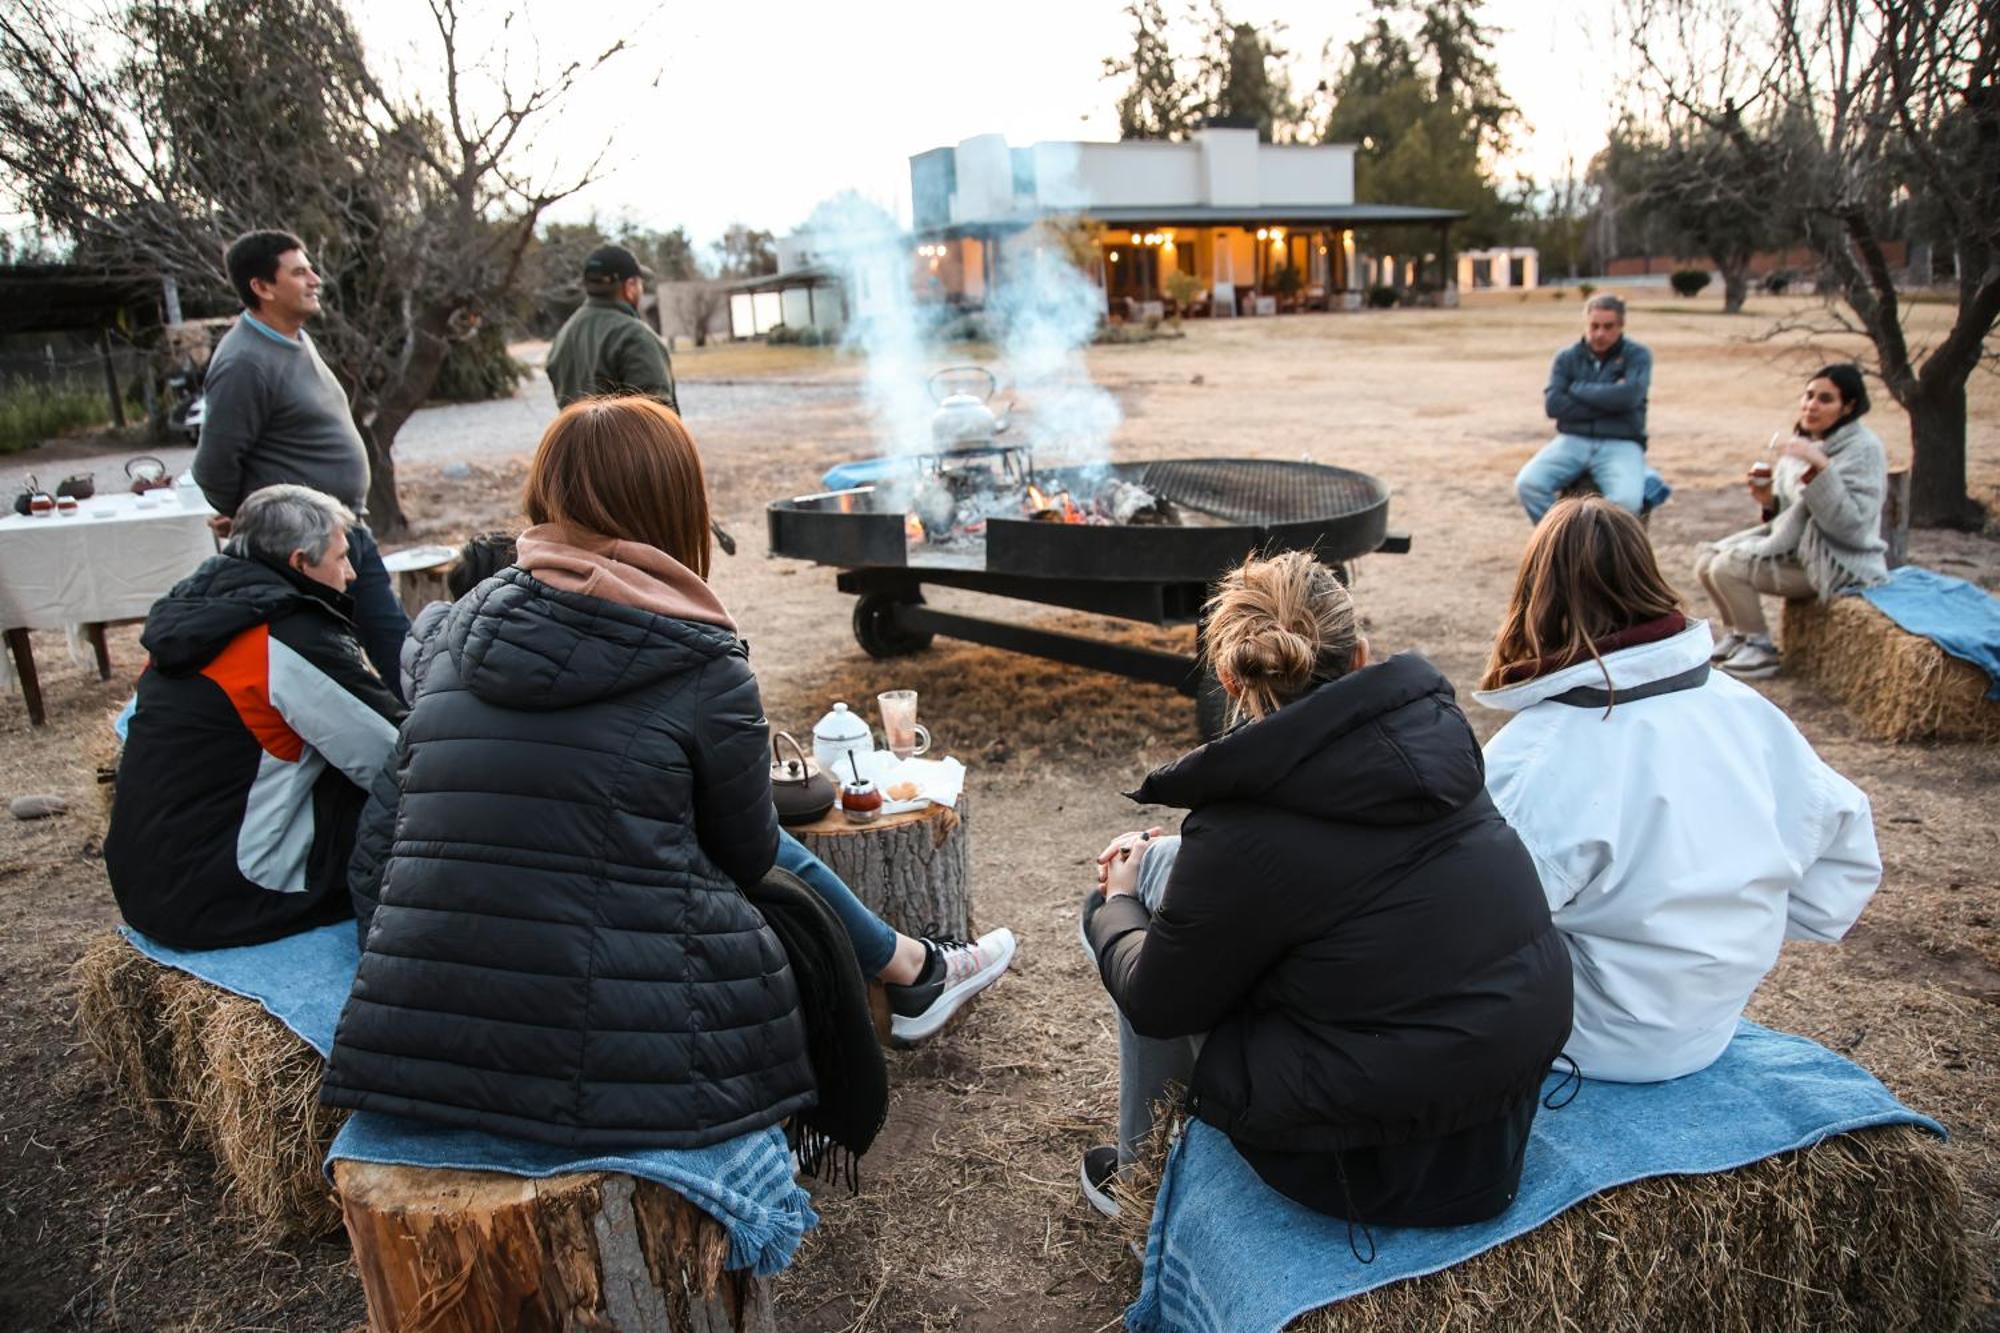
left=1088, top=653, right=1572, bottom=1226
left=106, top=555, right=401, bottom=949
left=321, top=568, right=815, bottom=1148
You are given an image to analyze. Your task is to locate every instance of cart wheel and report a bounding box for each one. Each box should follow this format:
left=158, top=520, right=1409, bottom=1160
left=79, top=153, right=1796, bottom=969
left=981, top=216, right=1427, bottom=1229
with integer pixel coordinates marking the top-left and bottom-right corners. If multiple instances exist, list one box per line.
left=853, top=592, right=934, bottom=659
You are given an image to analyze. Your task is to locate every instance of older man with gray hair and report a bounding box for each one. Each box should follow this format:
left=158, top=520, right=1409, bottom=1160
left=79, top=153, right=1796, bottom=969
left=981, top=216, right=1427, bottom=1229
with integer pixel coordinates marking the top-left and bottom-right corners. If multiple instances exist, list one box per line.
left=106, top=483, right=404, bottom=949
left=1516, top=294, right=1653, bottom=522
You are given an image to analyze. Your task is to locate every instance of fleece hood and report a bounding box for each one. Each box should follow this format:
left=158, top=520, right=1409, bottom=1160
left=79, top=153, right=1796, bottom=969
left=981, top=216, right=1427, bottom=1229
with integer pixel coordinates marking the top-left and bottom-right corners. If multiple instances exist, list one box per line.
left=1132, top=652, right=1485, bottom=826
left=443, top=562, right=745, bottom=712
left=513, top=524, right=734, bottom=631
left=140, top=553, right=351, bottom=675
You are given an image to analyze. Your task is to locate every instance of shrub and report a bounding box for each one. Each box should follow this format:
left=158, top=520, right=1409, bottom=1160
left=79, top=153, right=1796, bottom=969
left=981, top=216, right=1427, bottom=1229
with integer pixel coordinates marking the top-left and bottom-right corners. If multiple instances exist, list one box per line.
left=430, top=324, right=524, bottom=403
left=765, top=323, right=798, bottom=345
left=1274, top=265, right=1304, bottom=298
left=1552, top=289, right=1568, bottom=301
left=0, top=376, right=112, bottom=454
left=1164, top=270, right=1202, bottom=316
left=1761, top=270, right=1795, bottom=295
left=1670, top=268, right=1713, bottom=298
left=1579, top=282, right=1598, bottom=300
left=1366, top=285, right=1399, bottom=309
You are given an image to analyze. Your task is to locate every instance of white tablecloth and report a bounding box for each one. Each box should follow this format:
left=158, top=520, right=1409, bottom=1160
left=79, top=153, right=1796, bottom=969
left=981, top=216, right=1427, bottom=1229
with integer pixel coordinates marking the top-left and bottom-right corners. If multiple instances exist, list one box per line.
left=0, top=488, right=218, bottom=631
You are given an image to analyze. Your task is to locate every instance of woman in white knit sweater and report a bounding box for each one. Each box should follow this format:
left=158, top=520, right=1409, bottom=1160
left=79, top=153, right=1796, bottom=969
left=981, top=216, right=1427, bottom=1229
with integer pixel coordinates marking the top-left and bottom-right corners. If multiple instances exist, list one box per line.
left=1694, top=362, right=1890, bottom=679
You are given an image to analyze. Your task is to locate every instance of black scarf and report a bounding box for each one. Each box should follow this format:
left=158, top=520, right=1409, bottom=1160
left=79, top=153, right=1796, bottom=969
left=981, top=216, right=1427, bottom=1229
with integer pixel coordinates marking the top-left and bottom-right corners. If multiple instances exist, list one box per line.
left=746, top=865, right=887, bottom=1190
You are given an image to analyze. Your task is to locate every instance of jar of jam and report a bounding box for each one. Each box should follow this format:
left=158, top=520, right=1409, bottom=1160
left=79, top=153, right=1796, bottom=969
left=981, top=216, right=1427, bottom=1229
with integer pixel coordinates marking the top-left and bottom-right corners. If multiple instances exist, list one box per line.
left=841, top=776, right=883, bottom=824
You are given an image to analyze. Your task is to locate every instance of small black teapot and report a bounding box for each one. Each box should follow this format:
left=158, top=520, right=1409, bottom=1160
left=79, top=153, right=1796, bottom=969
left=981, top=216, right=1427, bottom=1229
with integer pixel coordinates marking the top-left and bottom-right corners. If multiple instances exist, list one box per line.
left=770, top=731, right=836, bottom=826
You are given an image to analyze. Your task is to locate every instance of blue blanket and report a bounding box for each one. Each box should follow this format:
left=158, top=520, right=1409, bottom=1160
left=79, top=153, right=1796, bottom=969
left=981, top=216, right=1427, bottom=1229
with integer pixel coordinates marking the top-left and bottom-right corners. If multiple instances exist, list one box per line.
left=1862, top=566, right=2000, bottom=699
left=1127, top=1021, right=1945, bottom=1333
left=118, top=925, right=816, bottom=1275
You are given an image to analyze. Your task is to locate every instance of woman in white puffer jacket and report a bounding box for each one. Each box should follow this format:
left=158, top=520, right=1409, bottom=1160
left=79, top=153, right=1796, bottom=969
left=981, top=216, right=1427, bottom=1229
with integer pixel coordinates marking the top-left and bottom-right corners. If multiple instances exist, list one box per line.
left=1474, top=497, right=1882, bottom=1083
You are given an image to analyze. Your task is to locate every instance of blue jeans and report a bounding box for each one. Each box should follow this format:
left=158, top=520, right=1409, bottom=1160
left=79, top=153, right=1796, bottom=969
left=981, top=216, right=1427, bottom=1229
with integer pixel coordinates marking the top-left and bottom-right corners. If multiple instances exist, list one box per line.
left=1516, top=435, right=1647, bottom=522
left=776, top=828, right=898, bottom=977
left=346, top=524, right=411, bottom=703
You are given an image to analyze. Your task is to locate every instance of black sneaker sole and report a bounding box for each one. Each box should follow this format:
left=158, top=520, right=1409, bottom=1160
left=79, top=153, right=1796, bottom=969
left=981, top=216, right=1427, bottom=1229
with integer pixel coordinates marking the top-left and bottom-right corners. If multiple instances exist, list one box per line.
left=1081, top=1156, right=1121, bottom=1219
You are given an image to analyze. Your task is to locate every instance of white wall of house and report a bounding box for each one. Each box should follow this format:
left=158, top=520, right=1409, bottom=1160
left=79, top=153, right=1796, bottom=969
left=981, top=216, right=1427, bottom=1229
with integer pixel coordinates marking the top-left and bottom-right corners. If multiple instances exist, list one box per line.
left=928, top=128, right=1359, bottom=227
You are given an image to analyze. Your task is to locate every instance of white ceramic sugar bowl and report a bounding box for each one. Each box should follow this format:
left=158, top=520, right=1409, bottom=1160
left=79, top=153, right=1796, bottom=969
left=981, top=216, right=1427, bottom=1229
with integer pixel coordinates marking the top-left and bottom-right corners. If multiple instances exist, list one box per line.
left=811, top=702, right=875, bottom=784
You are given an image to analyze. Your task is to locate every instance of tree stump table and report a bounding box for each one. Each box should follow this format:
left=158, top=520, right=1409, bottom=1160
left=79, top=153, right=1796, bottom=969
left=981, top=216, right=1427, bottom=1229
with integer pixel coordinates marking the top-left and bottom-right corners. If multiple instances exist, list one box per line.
left=787, top=796, right=972, bottom=941
left=335, top=1161, right=776, bottom=1333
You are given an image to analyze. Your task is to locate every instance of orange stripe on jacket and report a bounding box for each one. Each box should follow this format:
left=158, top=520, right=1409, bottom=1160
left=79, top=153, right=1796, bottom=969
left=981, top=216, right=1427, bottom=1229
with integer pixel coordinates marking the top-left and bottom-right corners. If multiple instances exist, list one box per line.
left=199, top=625, right=305, bottom=761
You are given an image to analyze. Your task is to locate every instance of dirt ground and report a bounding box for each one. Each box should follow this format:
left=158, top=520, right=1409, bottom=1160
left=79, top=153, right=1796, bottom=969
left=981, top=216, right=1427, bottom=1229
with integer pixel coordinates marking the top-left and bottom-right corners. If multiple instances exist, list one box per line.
left=3, top=293, right=1997, bottom=1331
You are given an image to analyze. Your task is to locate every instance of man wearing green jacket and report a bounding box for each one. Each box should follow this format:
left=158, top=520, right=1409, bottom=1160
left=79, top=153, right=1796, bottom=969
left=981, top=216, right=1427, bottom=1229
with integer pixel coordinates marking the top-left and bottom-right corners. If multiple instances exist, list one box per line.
left=547, top=245, right=678, bottom=411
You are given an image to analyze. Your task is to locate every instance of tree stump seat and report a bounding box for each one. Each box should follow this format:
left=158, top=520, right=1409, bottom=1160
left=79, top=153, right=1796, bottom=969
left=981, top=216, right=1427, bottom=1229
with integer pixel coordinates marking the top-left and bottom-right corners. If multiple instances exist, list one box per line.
left=788, top=796, right=974, bottom=941
left=336, top=1161, right=776, bottom=1333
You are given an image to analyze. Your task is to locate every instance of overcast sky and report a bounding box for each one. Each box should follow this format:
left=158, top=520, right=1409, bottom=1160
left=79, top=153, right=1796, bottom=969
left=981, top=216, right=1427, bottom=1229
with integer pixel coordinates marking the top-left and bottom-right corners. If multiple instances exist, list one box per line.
left=0, top=1, right=1624, bottom=252
left=347, top=0, right=1626, bottom=248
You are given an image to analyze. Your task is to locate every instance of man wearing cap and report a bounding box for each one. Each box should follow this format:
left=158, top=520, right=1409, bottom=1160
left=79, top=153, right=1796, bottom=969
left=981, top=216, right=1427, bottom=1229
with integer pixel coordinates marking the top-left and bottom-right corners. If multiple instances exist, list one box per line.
left=546, top=244, right=679, bottom=411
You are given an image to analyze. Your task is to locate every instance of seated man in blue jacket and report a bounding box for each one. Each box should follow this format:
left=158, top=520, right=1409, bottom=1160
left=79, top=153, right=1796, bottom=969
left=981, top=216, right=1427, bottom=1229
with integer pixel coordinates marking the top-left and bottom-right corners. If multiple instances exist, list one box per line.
left=1517, top=294, right=1652, bottom=522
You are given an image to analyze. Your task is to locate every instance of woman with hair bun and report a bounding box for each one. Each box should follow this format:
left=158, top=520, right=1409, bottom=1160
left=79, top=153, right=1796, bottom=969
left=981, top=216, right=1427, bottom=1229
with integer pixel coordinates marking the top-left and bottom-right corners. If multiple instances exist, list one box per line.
left=1079, top=551, right=1573, bottom=1229
left=1695, top=362, right=1890, bottom=680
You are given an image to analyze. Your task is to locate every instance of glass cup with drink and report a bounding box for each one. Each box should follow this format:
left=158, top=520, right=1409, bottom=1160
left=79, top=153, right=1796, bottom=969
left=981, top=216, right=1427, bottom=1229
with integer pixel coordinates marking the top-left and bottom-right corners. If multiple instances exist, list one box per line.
left=876, top=690, right=931, bottom=762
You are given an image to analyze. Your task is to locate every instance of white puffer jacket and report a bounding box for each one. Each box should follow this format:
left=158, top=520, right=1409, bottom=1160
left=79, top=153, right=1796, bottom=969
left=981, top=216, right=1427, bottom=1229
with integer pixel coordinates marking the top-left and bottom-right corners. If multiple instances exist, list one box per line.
left=1474, top=619, right=1881, bottom=1082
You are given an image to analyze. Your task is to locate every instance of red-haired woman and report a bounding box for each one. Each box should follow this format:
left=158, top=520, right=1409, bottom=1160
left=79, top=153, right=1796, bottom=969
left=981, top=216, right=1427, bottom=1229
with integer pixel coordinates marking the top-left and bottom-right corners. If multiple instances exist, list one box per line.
left=323, top=398, right=1011, bottom=1146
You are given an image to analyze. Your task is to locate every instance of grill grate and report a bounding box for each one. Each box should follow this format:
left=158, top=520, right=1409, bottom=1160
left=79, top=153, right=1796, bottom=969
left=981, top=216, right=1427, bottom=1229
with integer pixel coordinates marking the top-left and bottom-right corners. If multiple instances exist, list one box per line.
left=1139, top=460, right=1385, bottom=525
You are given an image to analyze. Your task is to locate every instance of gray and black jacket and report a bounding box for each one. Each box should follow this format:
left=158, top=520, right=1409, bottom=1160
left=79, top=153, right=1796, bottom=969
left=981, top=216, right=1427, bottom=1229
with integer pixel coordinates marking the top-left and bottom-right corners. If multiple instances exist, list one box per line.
left=321, top=568, right=814, bottom=1149
left=1544, top=336, right=1652, bottom=446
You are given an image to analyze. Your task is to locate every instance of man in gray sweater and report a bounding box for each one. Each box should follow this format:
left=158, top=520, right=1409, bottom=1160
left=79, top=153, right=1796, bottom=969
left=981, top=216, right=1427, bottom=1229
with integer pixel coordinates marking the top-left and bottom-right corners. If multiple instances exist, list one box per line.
left=193, top=230, right=409, bottom=698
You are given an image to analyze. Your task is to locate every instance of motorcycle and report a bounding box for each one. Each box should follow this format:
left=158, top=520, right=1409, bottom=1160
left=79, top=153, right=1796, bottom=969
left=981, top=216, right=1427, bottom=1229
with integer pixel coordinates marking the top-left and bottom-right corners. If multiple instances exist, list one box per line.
left=165, top=364, right=205, bottom=444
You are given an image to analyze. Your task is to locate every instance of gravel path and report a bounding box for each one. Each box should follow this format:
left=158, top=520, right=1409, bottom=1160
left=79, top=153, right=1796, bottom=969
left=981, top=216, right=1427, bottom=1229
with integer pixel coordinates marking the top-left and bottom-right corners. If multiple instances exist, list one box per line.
left=11, top=363, right=866, bottom=487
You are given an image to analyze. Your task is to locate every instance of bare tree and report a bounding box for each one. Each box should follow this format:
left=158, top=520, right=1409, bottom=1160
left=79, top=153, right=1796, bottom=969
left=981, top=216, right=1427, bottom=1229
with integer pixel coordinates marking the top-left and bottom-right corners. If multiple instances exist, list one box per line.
left=0, top=0, right=629, bottom=535
left=668, top=281, right=730, bottom=349
left=1629, top=0, right=1999, bottom=527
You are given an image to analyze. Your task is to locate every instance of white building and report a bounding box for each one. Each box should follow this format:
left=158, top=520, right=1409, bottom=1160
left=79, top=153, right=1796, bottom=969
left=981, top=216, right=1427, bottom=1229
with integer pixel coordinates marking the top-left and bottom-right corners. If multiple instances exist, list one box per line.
left=910, top=128, right=1465, bottom=314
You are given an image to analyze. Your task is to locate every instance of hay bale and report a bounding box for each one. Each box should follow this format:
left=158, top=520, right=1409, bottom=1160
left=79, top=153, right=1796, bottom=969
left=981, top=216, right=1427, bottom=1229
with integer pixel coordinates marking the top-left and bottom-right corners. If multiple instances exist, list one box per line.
left=1782, top=595, right=2000, bottom=743
left=86, top=714, right=121, bottom=819
left=74, top=934, right=185, bottom=1135
left=1115, top=1122, right=1974, bottom=1332
left=72, top=932, right=345, bottom=1240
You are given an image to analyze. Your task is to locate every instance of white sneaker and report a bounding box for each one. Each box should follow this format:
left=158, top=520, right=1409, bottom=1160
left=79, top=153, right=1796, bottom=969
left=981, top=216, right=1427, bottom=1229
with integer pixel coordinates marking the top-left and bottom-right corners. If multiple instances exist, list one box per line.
left=1720, top=638, right=1781, bottom=679
left=1710, top=632, right=1748, bottom=663
left=886, top=928, right=1017, bottom=1045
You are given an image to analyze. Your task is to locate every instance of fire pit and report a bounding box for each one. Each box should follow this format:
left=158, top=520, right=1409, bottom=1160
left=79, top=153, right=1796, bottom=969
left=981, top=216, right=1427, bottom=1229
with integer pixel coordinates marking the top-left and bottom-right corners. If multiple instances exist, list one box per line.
left=767, top=369, right=1409, bottom=735
left=770, top=458, right=1406, bottom=734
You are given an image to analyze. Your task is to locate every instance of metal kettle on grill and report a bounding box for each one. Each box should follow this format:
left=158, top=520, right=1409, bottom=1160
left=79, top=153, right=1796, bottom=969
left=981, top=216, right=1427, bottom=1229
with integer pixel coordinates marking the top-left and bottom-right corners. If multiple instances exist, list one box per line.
left=928, top=366, right=1011, bottom=452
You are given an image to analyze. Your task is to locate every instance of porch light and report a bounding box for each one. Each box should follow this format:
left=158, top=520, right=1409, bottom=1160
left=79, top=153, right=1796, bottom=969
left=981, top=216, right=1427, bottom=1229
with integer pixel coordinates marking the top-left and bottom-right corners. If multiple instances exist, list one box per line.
left=1271, top=228, right=1286, bottom=240
left=1255, top=228, right=1268, bottom=240
left=1130, top=232, right=1142, bottom=244
left=1109, top=251, right=1120, bottom=263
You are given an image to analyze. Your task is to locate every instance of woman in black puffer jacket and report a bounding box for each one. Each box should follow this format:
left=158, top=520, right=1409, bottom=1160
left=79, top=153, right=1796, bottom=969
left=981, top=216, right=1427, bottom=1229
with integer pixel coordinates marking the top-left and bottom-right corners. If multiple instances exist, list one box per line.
left=321, top=399, right=814, bottom=1148
left=1081, top=551, right=1573, bottom=1227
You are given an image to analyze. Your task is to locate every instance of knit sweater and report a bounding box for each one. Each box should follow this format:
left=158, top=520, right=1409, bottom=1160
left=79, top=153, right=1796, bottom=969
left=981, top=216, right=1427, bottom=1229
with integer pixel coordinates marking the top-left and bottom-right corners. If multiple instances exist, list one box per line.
left=1717, top=419, right=1890, bottom=599
left=191, top=315, right=370, bottom=515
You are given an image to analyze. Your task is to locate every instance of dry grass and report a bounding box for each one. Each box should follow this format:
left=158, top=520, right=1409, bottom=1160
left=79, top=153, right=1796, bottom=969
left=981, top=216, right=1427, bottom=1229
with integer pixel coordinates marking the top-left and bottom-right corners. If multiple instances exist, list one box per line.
left=72, top=932, right=346, bottom=1242
left=1112, top=1116, right=1974, bottom=1332
left=1782, top=596, right=2000, bottom=743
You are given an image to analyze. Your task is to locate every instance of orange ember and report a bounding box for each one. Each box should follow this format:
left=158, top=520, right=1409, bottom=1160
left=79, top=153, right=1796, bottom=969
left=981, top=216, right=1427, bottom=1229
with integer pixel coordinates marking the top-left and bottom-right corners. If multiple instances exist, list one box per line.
left=904, top=512, right=925, bottom=542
